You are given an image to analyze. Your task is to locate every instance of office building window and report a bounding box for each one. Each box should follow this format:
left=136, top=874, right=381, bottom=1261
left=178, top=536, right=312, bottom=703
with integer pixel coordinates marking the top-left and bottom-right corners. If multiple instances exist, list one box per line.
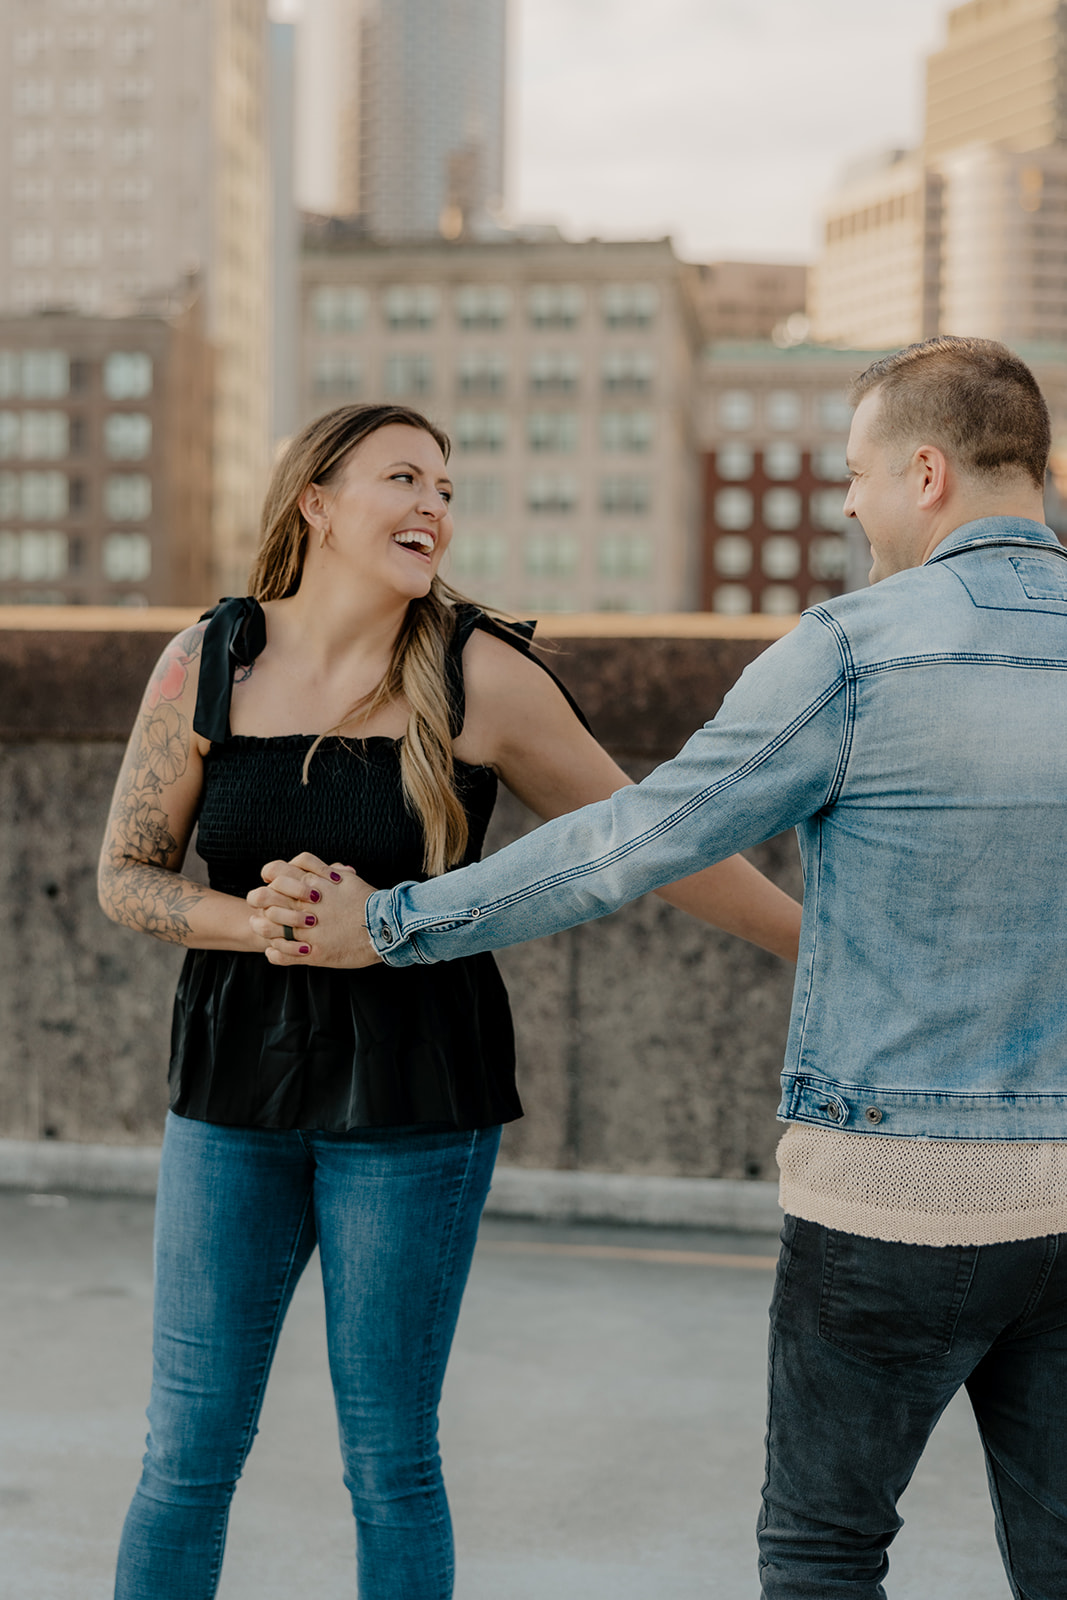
left=712, top=584, right=752, bottom=616
left=528, top=474, right=578, bottom=513
left=451, top=477, right=503, bottom=517
left=455, top=411, right=507, bottom=453
left=457, top=352, right=507, bottom=397
left=718, top=390, right=755, bottom=430
left=15, top=82, right=54, bottom=116
left=15, top=177, right=52, bottom=203
left=809, top=536, right=849, bottom=580
left=527, top=412, right=578, bottom=453
left=14, top=129, right=53, bottom=164
left=115, top=24, right=153, bottom=58
left=22, top=412, right=70, bottom=459
left=312, top=353, right=362, bottom=397
left=601, top=351, right=655, bottom=395
left=455, top=285, right=511, bottom=330
left=527, top=284, right=584, bottom=330
left=818, top=391, right=852, bottom=429
left=15, top=31, right=52, bottom=64
left=814, top=445, right=848, bottom=481
left=762, top=535, right=801, bottom=579
left=449, top=534, right=505, bottom=579
left=766, top=390, right=802, bottom=430
left=113, top=175, right=151, bottom=204
left=714, top=535, right=753, bottom=576
left=602, top=283, right=659, bottom=329
left=20, top=472, right=69, bottom=519
left=600, top=475, right=649, bottom=514
left=598, top=533, right=652, bottom=579
left=63, top=25, right=104, bottom=51
left=115, top=76, right=152, bottom=103
left=529, top=351, right=580, bottom=395
left=105, top=412, right=151, bottom=459
left=600, top=411, right=654, bottom=452
left=383, top=353, right=433, bottom=398
left=105, top=472, right=150, bottom=519
left=113, top=127, right=152, bottom=161
left=525, top=534, right=578, bottom=577
left=764, top=440, right=801, bottom=480
left=0, top=530, right=68, bottom=582
left=114, top=226, right=149, bottom=255
left=63, top=228, right=102, bottom=263
left=310, top=285, right=367, bottom=333
left=64, top=79, right=104, bottom=112
left=763, top=487, right=801, bottom=529
left=761, top=584, right=800, bottom=615
left=103, top=531, right=151, bottom=581
left=383, top=285, right=439, bottom=330
left=104, top=352, right=152, bottom=399
left=810, top=487, right=848, bottom=531
left=716, top=443, right=753, bottom=480
left=64, top=176, right=100, bottom=202
left=714, top=487, right=753, bottom=530
left=13, top=230, right=52, bottom=265
left=64, top=126, right=103, bottom=155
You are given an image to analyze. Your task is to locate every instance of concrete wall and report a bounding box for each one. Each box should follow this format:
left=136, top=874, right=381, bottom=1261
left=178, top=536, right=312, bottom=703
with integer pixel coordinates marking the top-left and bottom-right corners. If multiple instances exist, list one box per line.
left=0, top=609, right=801, bottom=1180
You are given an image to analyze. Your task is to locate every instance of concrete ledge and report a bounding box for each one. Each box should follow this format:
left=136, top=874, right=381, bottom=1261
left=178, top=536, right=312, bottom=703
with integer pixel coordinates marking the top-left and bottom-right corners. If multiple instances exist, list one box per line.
left=0, top=1139, right=782, bottom=1232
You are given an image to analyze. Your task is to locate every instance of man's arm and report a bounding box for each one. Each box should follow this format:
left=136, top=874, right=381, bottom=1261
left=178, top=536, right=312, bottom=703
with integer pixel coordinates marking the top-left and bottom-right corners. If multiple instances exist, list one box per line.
left=365, top=614, right=849, bottom=965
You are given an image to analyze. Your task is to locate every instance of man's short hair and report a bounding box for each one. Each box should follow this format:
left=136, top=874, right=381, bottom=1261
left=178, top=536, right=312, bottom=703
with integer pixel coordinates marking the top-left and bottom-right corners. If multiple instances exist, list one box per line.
left=848, top=336, right=1050, bottom=489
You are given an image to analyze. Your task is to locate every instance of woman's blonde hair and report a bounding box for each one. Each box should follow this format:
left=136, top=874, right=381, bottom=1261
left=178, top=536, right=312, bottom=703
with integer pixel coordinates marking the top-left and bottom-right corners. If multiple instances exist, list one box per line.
left=250, top=403, right=477, bottom=877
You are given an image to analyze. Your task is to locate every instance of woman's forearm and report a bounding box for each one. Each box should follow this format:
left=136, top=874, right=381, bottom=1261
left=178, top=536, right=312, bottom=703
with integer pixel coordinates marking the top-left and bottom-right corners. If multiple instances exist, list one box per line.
left=98, top=861, right=263, bottom=950
left=654, top=854, right=802, bottom=963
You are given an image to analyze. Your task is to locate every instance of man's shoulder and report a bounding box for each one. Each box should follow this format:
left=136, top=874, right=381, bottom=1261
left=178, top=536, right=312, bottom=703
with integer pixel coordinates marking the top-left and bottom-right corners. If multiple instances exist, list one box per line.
left=802, top=561, right=975, bottom=669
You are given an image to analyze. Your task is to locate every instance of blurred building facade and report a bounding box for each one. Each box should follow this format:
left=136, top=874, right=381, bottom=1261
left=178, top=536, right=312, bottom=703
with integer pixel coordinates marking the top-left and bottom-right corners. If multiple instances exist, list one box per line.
left=696, top=344, right=873, bottom=616
left=300, top=226, right=703, bottom=613
left=0, top=298, right=212, bottom=607
left=810, top=0, right=1067, bottom=352
left=0, top=0, right=272, bottom=592
left=344, top=0, right=507, bottom=240
left=686, top=261, right=807, bottom=343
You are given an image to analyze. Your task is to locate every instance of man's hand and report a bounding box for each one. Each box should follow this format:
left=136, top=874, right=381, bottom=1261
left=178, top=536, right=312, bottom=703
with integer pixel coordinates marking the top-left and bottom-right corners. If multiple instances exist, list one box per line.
left=246, top=853, right=383, bottom=968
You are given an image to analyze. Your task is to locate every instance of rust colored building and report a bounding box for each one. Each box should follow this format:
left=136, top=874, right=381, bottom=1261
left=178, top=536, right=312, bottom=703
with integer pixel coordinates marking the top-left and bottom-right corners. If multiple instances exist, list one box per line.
left=0, top=296, right=212, bottom=607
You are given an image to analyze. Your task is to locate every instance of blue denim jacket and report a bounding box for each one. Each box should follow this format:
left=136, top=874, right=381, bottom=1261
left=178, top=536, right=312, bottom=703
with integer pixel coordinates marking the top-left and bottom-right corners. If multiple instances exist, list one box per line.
left=368, top=518, right=1067, bottom=1141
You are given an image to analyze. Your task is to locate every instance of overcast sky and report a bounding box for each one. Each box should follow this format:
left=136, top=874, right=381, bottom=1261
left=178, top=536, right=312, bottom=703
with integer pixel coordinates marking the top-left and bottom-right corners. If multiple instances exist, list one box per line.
left=275, top=0, right=950, bottom=264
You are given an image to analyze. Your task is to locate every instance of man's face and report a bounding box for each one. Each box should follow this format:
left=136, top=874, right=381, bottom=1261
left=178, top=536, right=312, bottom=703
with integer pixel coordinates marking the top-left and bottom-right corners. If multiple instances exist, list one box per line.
left=844, top=392, right=926, bottom=585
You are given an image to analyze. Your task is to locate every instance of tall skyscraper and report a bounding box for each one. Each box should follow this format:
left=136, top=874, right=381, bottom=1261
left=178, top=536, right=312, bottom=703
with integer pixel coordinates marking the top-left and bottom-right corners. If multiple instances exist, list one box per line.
left=348, top=0, right=507, bottom=240
left=925, top=0, right=1067, bottom=164
left=0, top=0, right=272, bottom=591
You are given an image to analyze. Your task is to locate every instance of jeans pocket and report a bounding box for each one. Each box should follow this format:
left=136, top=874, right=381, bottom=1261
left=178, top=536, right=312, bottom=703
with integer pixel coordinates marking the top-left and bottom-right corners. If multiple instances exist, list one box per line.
left=818, top=1228, right=978, bottom=1367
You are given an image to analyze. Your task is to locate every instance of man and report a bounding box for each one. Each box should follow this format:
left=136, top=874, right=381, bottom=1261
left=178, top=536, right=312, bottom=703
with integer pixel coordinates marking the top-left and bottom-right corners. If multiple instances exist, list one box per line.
left=253, top=337, right=1067, bottom=1598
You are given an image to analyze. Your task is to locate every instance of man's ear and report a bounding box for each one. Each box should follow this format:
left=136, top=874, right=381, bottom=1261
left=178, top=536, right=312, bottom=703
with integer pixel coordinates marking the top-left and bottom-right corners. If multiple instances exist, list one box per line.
left=913, top=444, right=950, bottom=508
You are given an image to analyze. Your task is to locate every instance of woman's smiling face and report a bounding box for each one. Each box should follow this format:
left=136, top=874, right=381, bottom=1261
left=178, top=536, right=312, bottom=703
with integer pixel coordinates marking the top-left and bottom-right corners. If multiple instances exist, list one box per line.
left=303, top=423, right=454, bottom=600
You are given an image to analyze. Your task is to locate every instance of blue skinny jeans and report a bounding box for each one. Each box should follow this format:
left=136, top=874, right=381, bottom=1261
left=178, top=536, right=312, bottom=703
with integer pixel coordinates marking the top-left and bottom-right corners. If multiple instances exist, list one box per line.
left=114, top=1111, right=501, bottom=1600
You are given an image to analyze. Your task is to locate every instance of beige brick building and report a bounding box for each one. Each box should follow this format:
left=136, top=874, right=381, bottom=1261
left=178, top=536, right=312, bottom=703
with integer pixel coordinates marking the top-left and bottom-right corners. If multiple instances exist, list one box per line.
left=925, top=0, right=1067, bottom=163
left=0, top=0, right=271, bottom=591
left=0, top=297, right=212, bottom=607
left=299, top=228, right=704, bottom=615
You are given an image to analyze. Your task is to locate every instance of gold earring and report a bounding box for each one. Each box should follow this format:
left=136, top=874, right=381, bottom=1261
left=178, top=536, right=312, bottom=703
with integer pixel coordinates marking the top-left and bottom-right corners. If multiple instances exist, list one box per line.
left=319, top=523, right=329, bottom=549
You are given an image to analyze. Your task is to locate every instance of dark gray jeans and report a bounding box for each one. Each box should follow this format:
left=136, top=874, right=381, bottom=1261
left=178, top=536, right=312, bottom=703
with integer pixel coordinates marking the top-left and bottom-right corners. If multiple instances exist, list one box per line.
left=758, top=1216, right=1067, bottom=1599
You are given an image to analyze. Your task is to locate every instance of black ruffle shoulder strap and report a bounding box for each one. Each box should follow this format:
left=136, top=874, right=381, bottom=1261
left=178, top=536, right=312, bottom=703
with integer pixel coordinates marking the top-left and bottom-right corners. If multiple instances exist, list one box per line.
left=192, top=596, right=267, bottom=743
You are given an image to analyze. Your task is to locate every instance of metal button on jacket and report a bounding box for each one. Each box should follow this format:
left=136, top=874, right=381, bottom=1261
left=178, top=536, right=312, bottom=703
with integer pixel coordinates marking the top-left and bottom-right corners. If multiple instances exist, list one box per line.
left=865, top=1106, right=884, bottom=1125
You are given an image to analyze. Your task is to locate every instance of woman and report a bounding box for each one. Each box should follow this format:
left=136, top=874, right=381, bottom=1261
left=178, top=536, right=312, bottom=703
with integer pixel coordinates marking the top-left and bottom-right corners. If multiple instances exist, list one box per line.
left=98, top=402, right=800, bottom=1599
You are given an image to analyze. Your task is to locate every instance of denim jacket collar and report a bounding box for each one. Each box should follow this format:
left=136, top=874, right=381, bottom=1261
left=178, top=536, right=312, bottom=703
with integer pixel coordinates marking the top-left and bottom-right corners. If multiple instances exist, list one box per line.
left=925, top=515, right=1066, bottom=566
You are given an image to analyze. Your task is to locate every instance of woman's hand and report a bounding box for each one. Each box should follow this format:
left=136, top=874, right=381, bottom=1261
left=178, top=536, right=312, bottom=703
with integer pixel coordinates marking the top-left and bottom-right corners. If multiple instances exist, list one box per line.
left=247, top=853, right=382, bottom=968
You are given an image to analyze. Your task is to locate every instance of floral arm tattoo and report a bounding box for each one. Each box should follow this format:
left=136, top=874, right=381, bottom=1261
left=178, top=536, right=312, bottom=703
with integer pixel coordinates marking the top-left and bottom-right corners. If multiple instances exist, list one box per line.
left=99, top=624, right=212, bottom=945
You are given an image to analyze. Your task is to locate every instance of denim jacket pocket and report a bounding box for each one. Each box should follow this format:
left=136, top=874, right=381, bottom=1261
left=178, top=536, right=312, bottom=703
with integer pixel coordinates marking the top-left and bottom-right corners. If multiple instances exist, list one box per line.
left=818, top=1228, right=979, bottom=1366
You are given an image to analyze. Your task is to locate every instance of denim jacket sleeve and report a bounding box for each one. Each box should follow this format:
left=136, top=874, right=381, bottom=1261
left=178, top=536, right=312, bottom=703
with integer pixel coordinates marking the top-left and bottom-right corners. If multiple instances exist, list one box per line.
left=366, top=612, right=851, bottom=966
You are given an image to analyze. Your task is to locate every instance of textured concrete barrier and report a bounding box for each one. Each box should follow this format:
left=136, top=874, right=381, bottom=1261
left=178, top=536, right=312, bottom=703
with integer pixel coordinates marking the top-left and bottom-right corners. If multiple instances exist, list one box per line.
left=0, top=607, right=801, bottom=1184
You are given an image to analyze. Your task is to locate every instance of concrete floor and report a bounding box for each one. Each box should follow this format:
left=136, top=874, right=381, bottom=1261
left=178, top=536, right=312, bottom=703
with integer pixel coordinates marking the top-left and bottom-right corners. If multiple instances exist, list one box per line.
left=0, top=1192, right=1009, bottom=1600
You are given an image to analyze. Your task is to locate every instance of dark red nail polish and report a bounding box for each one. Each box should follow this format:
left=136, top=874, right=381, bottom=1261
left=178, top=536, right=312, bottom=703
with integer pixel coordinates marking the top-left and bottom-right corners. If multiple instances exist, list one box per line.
left=299, top=945, right=310, bottom=955
left=305, top=915, right=316, bottom=926
left=309, top=888, right=321, bottom=902
left=330, top=871, right=342, bottom=882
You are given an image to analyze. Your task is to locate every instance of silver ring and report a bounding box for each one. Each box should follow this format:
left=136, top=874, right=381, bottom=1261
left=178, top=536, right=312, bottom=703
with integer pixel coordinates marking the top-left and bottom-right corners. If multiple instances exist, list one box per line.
left=282, top=923, right=296, bottom=942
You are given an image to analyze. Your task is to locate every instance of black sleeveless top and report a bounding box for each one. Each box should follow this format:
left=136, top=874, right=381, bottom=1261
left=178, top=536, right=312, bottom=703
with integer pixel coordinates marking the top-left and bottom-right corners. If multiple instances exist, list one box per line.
left=168, top=597, right=582, bottom=1133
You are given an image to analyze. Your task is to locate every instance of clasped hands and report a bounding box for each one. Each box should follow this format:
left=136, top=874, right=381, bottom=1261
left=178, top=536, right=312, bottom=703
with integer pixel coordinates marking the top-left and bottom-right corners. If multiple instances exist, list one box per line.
left=247, top=853, right=382, bottom=968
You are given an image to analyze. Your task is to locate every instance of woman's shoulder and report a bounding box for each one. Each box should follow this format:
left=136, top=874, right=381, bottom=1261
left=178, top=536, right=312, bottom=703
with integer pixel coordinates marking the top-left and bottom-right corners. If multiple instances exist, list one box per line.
left=143, top=618, right=209, bottom=717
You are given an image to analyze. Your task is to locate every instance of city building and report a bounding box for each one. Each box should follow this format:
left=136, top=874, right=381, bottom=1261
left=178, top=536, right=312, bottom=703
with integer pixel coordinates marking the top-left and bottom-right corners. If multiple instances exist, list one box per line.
left=0, top=0, right=272, bottom=591
left=925, top=0, right=1067, bottom=164
left=697, top=343, right=887, bottom=615
left=0, top=295, right=212, bottom=607
left=939, top=142, right=1067, bottom=343
left=346, top=0, right=507, bottom=241
left=808, top=150, right=942, bottom=348
left=300, top=226, right=703, bottom=613
left=686, top=260, right=808, bottom=343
